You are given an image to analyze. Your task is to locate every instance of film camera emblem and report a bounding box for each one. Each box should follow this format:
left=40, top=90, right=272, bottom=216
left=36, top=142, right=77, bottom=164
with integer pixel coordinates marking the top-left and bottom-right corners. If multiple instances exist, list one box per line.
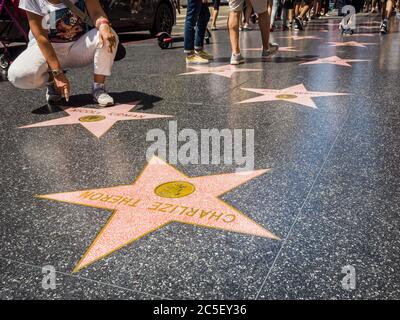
left=154, top=181, right=196, bottom=198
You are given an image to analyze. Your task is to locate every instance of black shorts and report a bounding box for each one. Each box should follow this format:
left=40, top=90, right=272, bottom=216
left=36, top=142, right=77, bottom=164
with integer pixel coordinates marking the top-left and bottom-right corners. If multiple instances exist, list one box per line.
left=293, top=0, right=313, bottom=4
left=283, top=0, right=294, bottom=9
left=212, top=0, right=221, bottom=9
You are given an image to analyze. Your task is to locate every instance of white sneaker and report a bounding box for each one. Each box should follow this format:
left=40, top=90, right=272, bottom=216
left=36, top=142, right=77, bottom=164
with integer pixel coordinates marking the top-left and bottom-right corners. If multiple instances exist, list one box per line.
left=230, top=52, right=245, bottom=65
left=92, top=86, right=114, bottom=107
left=262, top=43, right=279, bottom=60
left=243, top=23, right=253, bottom=31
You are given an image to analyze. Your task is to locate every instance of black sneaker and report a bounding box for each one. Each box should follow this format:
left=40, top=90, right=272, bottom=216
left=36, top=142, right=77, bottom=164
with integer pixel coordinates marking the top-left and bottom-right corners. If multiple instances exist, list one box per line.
left=294, top=17, right=304, bottom=31
left=380, top=19, right=388, bottom=34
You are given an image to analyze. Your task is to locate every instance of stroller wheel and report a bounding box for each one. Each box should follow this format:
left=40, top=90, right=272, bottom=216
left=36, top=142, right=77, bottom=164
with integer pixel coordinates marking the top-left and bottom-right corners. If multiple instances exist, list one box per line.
left=0, top=54, right=11, bottom=70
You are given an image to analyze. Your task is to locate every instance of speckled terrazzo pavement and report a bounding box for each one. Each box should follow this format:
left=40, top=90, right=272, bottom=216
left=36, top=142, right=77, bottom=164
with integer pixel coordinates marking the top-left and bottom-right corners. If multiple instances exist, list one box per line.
left=1, top=8, right=400, bottom=299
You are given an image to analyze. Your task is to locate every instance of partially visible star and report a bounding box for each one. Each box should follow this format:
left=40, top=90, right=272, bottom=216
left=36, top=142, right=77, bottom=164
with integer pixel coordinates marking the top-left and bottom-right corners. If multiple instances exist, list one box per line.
left=19, top=102, right=172, bottom=138
left=343, top=33, right=378, bottom=37
left=243, top=46, right=299, bottom=52
left=279, top=35, right=322, bottom=40
left=326, top=41, right=377, bottom=47
left=238, top=84, right=350, bottom=108
left=37, top=156, right=279, bottom=272
left=180, top=64, right=262, bottom=78
left=299, top=55, right=370, bottom=67
left=358, top=25, right=379, bottom=30
left=360, top=21, right=381, bottom=25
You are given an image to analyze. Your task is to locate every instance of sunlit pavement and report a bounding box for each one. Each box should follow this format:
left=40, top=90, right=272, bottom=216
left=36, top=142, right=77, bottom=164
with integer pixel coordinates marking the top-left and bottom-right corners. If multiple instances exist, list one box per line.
left=1, top=7, right=400, bottom=299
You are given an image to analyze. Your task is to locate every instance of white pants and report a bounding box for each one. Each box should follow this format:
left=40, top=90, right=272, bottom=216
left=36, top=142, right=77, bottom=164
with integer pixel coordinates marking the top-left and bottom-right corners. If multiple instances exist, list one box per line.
left=8, top=28, right=119, bottom=89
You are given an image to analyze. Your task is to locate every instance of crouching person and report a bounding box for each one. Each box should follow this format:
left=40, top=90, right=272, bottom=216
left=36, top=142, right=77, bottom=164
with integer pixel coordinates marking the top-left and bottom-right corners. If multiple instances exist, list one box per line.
left=8, top=0, right=118, bottom=107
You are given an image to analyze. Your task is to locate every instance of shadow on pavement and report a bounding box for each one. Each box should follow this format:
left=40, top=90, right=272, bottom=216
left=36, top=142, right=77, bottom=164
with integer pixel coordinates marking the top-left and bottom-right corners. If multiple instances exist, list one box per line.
left=32, top=91, right=163, bottom=115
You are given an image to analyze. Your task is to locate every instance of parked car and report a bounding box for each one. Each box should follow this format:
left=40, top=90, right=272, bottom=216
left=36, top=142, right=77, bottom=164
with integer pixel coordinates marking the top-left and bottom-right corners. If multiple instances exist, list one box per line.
left=101, top=0, right=176, bottom=36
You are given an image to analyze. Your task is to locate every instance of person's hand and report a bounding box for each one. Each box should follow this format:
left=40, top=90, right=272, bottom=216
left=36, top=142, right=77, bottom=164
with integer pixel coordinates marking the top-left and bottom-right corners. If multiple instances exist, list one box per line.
left=53, top=72, right=71, bottom=102
left=99, top=24, right=117, bottom=53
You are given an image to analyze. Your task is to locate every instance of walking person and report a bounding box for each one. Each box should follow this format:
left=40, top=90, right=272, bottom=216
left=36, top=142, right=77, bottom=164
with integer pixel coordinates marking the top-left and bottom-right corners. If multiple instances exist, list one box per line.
left=211, top=0, right=221, bottom=30
left=184, top=0, right=213, bottom=64
left=228, top=0, right=279, bottom=65
left=380, top=0, right=395, bottom=33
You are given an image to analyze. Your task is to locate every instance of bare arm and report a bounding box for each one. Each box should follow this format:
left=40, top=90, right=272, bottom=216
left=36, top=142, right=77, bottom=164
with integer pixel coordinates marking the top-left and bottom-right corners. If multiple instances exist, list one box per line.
left=85, top=0, right=117, bottom=53
left=27, top=11, right=62, bottom=71
left=85, top=0, right=108, bottom=27
left=26, top=11, right=71, bottom=100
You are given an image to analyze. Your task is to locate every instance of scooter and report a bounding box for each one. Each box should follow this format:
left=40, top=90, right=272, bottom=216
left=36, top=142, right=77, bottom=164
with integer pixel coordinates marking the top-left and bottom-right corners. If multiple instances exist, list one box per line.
left=157, top=29, right=211, bottom=49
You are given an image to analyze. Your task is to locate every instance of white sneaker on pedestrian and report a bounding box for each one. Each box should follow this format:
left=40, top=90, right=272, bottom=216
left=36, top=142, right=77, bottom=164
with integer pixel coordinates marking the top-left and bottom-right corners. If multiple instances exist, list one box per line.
left=262, top=43, right=279, bottom=60
left=243, top=23, right=253, bottom=31
left=92, top=86, right=115, bottom=107
left=230, top=52, right=245, bottom=65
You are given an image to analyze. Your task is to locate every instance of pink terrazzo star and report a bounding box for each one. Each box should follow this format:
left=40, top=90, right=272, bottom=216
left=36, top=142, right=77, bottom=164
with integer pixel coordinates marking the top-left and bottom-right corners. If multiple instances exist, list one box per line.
left=239, top=84, right=350, bottom=108
left=326, top=41, right=377, bottom=47
left=358, top=25, right=379, bottom=30
left=243, top=46, right=299, bottom=52
left=19, top=102, right=172, bottom=138
left=300, top=55, right=370, bottom=67
left=343, top=33, right=378, bottom=37
left=37, top=157, right=279, bottom=272
left=279, top=35, right=322, bottom=40
left=180, top=64, right=262, bottom=78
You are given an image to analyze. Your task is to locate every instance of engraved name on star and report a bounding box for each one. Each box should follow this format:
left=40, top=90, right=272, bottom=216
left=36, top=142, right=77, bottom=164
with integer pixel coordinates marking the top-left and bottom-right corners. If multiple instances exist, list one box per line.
left=37, top=157, right=279, bottom=272
left=179, top=64, right=262, bottom=78
left=238, top=84, right=350, bottom=108
left=19, top=102, right=172, bottom=138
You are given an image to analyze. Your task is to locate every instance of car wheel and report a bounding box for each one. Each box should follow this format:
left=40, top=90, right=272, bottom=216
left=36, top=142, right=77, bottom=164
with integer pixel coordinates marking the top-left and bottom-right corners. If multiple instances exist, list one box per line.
left=150, top=3, right=174, bottom=36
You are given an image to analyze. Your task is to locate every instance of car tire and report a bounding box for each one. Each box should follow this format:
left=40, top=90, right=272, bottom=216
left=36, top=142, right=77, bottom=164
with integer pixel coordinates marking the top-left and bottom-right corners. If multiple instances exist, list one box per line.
left=150, top=2, right=174, bottom=36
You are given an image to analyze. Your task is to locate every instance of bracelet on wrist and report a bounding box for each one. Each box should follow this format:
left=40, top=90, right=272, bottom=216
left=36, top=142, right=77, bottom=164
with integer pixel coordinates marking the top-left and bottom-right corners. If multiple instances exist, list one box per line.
left=51, top=69, right=63, bottom=77
left=97, top=19, right=110, bottom=28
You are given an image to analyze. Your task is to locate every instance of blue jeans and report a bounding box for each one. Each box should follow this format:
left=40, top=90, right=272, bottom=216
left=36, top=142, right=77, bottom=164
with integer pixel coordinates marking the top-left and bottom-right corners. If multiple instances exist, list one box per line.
left=184, top=0, right=210, bottom=52
left=270, top=0, right=281, bottom=27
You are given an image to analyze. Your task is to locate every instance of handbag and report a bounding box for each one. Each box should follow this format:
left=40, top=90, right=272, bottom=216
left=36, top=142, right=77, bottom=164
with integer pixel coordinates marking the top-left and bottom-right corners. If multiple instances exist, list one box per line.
left=59, top=0, right=126, bottom=61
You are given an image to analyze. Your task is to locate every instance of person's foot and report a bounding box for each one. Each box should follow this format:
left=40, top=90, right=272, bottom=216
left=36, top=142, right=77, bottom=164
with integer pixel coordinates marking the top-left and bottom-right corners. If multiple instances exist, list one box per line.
left=342, top=27, right=354, bottom=35
left=46, top=81, right=62, bottom=104
left=195, top=50, right=214, bottom=60
left=371, top=8, right=377, bottom=14
left=282, top=25, right=289, bottom=31
left=270, top=25, right=275, bottom=32
left=186, top=53, right=209, bottom=64
left=239, top=26, right=244, bottom=31
left=92, top=86, right=115, bottom=107
left=230, top=52, right=245, bottom=65
left=380, top=19, right=388, bottom=34
left=294, top=16, right=304, bottom=30
left=211, top=26, right=218, bottom=30
left=262, top=43, right=279, bottom=60
left=243, top=23, right=253, bottom=31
